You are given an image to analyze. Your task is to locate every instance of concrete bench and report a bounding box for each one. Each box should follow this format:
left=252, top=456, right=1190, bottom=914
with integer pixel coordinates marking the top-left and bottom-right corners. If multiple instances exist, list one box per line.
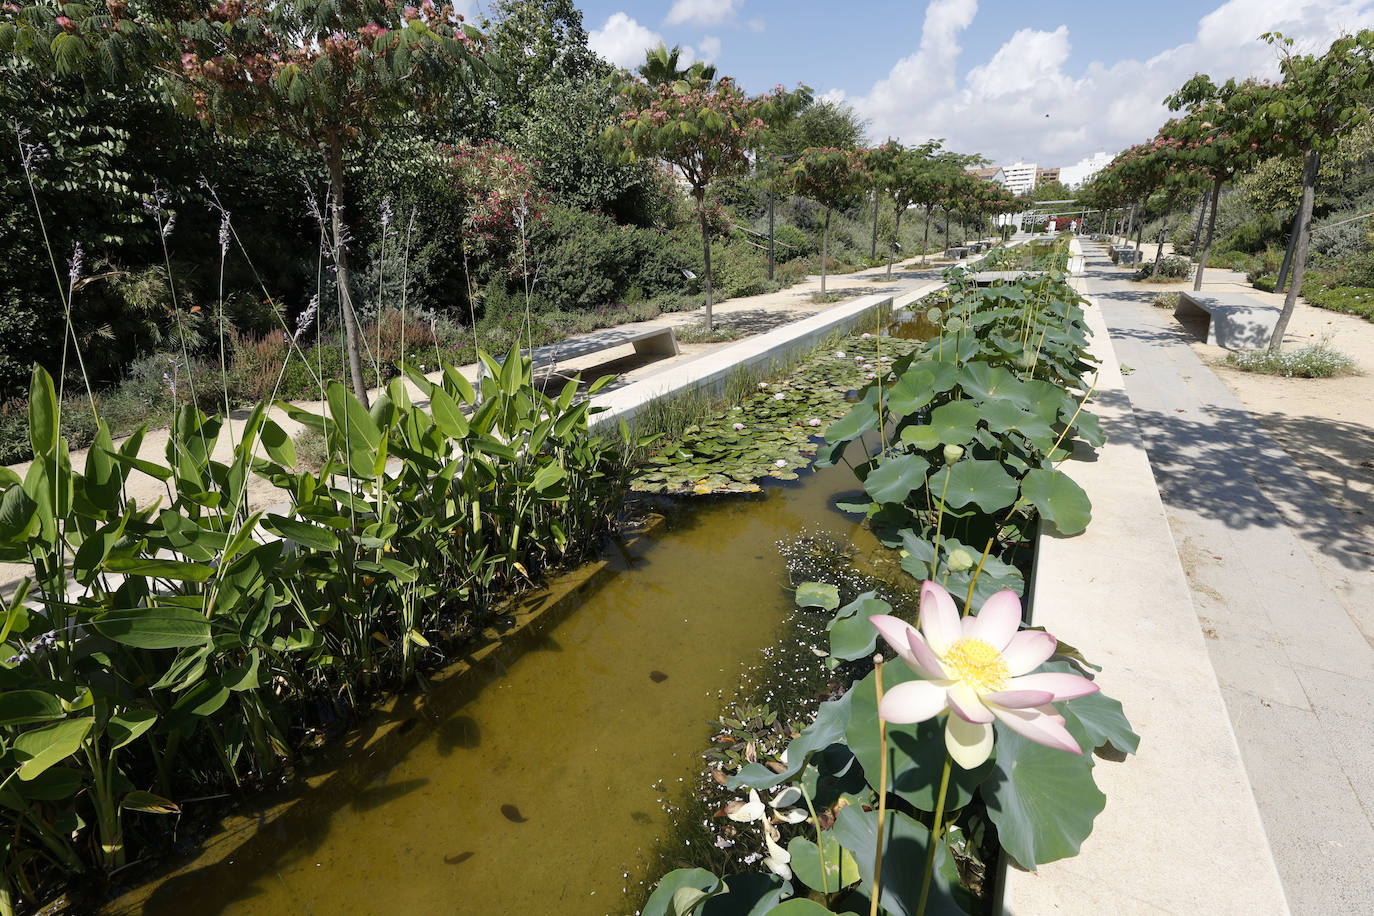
left=944, top=246, right=969, bottom=259
left=1111, top=246, right=1140, bottom=267
left=1174, top=291, right=1282, bottom=349
left=485, top=324, right=680, bottom=381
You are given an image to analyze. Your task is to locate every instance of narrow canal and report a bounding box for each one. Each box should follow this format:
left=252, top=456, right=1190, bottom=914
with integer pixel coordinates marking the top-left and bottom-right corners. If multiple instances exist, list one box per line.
left=122, top=454, right=881, bottom=915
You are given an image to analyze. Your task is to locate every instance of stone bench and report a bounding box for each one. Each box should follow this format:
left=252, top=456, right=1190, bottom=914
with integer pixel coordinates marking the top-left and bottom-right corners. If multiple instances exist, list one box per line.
left=1111, top=245, right=1140, bottom=267
left=484, top=324, right=680, bottom=382
left=944, top=246, right=969, bottom=259
left=1174, top=291, right=1282, bottom=349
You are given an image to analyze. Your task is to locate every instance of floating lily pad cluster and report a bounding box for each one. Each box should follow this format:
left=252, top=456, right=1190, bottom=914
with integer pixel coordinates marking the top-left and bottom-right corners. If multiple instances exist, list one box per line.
left=632, top=334, right=925, bottom=495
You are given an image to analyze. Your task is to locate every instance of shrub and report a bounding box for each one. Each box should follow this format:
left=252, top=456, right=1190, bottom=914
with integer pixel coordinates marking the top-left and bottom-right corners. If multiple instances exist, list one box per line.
left=529, top=204, right=637, bottom=311
left=710, top=240, right=777, bottom=299
left=771, top=223, right=812, bottom=258
left=1253, top=275, right=1277, bottom=292
left=1135, top=255, right=1193, bottom=280
left=1207, top=249, right=1258, bottom=273
left=1304, top=285, right=1374, bottom=321
left=1227, top=343, right=1359, bottom=377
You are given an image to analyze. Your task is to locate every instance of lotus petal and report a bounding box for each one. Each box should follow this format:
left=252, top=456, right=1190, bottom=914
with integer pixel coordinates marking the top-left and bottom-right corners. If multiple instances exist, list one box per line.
left=1007, top=671, right=1100, bottom=700
left=1001, top=630, right=1056, bottom=676
left=965, top=590, right=1022, bottom=650
left=728, top=789, right=766, bottom=822
left=947, top=682, right=995, bottom=724
left=983, top=688, right=1055, bottom=709
left=945, top=714, right=995, bottom=769
left=992, top=703, right=1082, bottom=754
left=877, top=679, right=948, bottom=724
left=919, top=581, right=961, bottom=654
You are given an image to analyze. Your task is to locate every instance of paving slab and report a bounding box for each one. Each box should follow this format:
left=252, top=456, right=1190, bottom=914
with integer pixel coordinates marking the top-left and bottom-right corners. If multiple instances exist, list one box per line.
left=1003, top=275, right=1287, bottom=915
left=1082, top=241, right=1374, bottom=915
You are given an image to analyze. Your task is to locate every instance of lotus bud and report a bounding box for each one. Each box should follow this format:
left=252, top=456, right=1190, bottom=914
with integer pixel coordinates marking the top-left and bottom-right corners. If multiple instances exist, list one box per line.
left=947, top=548, right=974, bottom=572
left=943, top=443, right=964, bottom=463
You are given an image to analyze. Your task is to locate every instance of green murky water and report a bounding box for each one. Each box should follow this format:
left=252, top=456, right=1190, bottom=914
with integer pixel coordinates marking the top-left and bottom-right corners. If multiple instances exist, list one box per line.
left=119, top=458, right=880, bottom=915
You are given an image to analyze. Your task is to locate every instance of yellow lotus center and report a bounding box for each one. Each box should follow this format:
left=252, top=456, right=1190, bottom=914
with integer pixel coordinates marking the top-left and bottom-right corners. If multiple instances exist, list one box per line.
left=944, top=638, right=1008, bottom=693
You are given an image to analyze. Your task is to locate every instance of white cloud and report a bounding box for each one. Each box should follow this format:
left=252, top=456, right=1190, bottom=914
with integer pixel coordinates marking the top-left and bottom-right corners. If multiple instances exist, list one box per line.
left=665, top=0, right=739, bottom=27
left=588, top=12, right=664, bottom=69
left=698, top=36, right=722, bottom=64
left=746, top=17, right=765, bottom=32
left=843, top=0, right=1374, bottom=166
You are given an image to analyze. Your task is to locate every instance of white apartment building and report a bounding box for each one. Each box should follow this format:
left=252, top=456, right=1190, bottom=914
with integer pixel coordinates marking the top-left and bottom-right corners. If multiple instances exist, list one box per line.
left=997, top=162, right=1039, bottom=196
left=1059, top=151, right=1114, bottom=189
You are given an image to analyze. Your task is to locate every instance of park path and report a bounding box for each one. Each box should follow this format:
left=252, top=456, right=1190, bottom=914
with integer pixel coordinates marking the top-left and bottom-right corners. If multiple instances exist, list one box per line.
left=1079, top=241, right=1374, bottom=914
left=0, top=251, right=964, bottom=598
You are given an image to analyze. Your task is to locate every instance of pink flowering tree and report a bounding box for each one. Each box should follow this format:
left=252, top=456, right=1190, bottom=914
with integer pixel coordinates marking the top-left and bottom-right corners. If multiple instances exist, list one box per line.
left=608, top=74, right=801, bottom=330
left=173, top=0, right=487, bottom=403
left=1161, top=76, right=1279, bottom=291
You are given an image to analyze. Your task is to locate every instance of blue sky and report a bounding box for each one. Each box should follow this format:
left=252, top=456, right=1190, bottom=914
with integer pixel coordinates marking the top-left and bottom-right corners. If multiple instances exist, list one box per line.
left=554, top=0, right=1374, bottom=167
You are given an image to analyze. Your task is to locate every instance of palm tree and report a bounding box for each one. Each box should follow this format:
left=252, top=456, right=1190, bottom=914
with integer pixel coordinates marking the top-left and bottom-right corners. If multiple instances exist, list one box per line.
left=638, top=42, right=716, bottom=85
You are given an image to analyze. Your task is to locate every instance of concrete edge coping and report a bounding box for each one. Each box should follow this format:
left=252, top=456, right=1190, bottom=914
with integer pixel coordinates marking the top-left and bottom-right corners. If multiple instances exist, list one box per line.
left=1000, top=296, right=1289, bottom=913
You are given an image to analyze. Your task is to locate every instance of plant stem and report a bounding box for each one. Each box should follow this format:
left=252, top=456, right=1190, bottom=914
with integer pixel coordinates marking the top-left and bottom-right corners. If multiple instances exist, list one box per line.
left=916, top=755, right=953, bottom=916
left=870, top=655, right=890, bottom=916
left=800, top=786, right=829, bottom=895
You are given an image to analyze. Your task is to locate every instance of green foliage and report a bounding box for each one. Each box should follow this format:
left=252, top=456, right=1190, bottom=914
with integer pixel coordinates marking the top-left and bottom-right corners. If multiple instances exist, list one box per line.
left=1304, top=284, right=1374, bottom=321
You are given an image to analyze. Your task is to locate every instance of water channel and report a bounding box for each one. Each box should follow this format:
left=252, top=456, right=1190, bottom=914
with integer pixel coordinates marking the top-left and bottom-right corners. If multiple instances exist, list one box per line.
left=118, top=450, right=885, bottom=915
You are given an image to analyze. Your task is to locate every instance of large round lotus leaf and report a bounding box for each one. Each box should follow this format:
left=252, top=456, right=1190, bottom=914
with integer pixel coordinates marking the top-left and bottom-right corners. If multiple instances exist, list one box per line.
left=959, top=362, right=1029, bottom=407
left=862, top=454, right=930, bottom=505
left=886, top=366, right=936, bottom=415
left=1019, top=467, right=1092, bottom=535
left=983, top=718, right=1105, bottom=869
left=928, top=400, right=980, bottom=444
left=899, top=425, right=941, bottom=451
left=931, top=459, right=1018, bottom=512
left=976, top=401, right=1055, bottom=450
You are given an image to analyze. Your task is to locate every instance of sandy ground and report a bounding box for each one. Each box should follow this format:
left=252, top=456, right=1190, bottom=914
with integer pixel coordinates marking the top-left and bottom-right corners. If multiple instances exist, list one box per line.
left=1117, top=248, right=1374, bottom=545
left=0, top=249, right=969, bottom=596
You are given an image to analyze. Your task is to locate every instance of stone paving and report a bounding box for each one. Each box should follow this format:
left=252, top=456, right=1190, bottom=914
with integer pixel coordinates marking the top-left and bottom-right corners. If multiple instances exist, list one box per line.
left=1079, top=241, right=1374, bottom=915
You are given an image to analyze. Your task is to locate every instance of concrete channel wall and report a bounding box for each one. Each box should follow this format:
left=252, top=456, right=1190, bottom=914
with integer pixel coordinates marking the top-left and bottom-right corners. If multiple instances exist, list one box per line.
left=588, top=280, right=944, bottom=432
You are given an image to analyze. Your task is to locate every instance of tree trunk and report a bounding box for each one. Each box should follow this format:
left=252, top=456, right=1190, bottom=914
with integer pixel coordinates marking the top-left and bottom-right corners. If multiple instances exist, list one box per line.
left=326, top=141, right=369, bottom=407
left=1100, top=209, right=1108, bottom=234
left=1152, top=213, right=1170, bottom=277
left=870, top=191, right=880, bottom=260
left=699, top=203, right=714, bottom=331
left=821, top=207, right=831, bottom=295
left=1133, top=200, right=1145, bottom=263
left=1190, top=189, right=1210, bottom=260
left=1276, top=206, right=1300, bottom=291
left=1193, top=178, right=1223, bottom=292
left=887, top=206, right=902, bottom=277
left=767, top=189, right=775, bottom=281
left=1269, top=148, right=1320, bottom=352
left=922, top=204, right=932, bottom=263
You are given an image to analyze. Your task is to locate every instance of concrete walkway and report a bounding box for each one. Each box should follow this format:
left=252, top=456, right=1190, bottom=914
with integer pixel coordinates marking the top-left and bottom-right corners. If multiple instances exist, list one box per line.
left=1079, top=241, right=1374, bottom=914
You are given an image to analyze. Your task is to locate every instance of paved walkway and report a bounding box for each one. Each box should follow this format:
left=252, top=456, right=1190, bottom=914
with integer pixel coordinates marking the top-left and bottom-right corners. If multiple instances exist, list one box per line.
left=1079, top=241, right=1374, bottom=914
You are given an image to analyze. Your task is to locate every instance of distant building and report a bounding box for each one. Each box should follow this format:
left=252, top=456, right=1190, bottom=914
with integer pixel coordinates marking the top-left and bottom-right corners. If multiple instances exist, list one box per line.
left=1035, top=167, right=1061, bottom=186
left=997, top=162, right=1039, bottom=196
left=968, top=166, right=1003, bottom=182
left=1058, top=152, right=1114, bottom=190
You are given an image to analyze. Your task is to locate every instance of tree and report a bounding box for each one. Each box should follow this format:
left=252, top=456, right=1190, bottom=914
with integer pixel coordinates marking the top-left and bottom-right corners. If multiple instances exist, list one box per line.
left=867, top=139, right=940, bottom=276
left=766, top=97, right=867, bottom=160
left=1163, top=75, right=1278, bottom=291
left=608, top=74, right=800, bottom=330
left=1261, top=30, right=1374, bottom=350
left=174, top=0, right=487, bottom=404
left=789, top=147, right=868, bottom=295
left=638, top=41, right=715, bottom=85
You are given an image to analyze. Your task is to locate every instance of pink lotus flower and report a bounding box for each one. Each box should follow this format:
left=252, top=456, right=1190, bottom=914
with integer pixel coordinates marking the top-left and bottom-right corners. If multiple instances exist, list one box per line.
left=870, top=581, right=1098, bottom=768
